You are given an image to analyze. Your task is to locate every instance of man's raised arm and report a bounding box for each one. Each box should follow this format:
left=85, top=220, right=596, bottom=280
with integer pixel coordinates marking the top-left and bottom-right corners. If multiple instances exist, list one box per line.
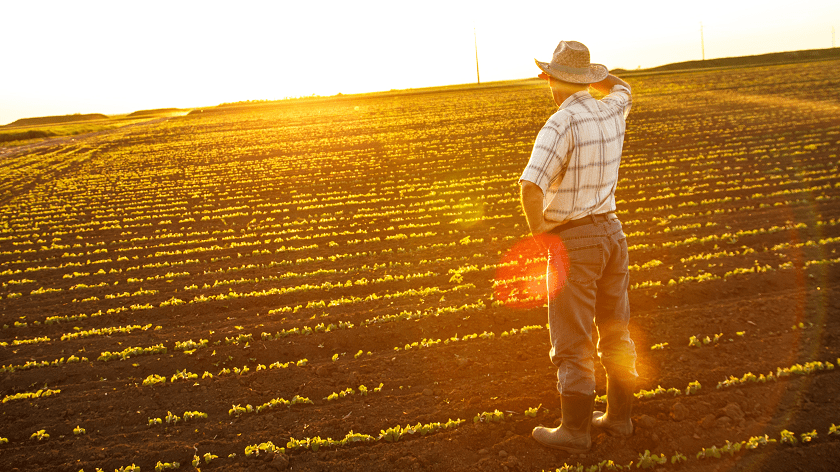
left=590, top=73, right=631, bottom=95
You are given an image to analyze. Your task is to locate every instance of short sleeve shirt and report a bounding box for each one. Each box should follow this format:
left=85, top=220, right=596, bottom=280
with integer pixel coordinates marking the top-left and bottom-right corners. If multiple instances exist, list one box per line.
left=520, top=85, right=632, bottom=223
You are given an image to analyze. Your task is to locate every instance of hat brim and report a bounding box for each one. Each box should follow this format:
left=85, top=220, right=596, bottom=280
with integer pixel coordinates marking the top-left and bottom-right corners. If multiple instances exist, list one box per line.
left=535, top=58, right=608, bottom=84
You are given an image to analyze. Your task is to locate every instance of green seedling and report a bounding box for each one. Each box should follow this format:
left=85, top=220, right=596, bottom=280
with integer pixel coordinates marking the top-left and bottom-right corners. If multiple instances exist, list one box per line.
left=720, top=440, right=742, bottom=455
left=245, top=441, right=282, bottom=457
left=473, top=409, right=505, bottom=423
left=744, top=434, right=776, bottom=449
left=142, top=374, right=167, bottom=386
left=165, top=411, right=181, bottom=424
left=636, top=450, right=667, bottom=468
left=685, top=380, right=701, bottom=395
left=780, top=429, right=798, bottom=445
left=524, top=404, right=542, bottom=417
left=154, top=461, right=180, bottom=471
left=183, top=411, right=208, bottom=421
left=696, top=445, right=722, bottom=459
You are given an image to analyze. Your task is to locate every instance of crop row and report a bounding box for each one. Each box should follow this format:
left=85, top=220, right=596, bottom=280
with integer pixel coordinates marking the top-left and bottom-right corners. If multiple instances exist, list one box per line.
left=3, top=252, right=836, bottom=380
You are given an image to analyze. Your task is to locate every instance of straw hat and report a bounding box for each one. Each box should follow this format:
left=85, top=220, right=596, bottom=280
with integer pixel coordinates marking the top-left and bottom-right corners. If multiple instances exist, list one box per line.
left=535, top=40, right=608, bottom=84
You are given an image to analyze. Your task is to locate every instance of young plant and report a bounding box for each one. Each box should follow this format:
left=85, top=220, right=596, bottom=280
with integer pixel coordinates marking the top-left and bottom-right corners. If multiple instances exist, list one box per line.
left=473, top=409, right=505, bottom=423
left=524, top=404, right=542, bottom=417
left=696, top=445, right=722, bottom=459
left=719, top=440, right=742, bottom=455
left=244, top=441, right=282, bottom=457
left=780, top=429, right=798, bottom=445
left=165, top=411, right=181, bottom=424
left=685, top=380, right=702, bottom=395
left=142, top=374, right=167, bottom=386
left=636, top=450, right=667, bottom=468
left=800, top=430, right=817, bottom=443
left=182, top=411, right=208, bottom=422
left=744, top=434, right=777, bottom=449
left=154, top=461, right=181, bottom=471
left=324, top=387, right=355, bottom=401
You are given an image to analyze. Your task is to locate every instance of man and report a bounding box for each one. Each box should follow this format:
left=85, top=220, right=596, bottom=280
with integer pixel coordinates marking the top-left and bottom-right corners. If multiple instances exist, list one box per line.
left=519, top=40, right=638, bottom=453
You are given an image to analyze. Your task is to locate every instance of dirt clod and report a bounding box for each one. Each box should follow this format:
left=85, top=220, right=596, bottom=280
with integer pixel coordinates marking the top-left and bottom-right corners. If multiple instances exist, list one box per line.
left=670, top=402, right=689, bottom=421
left=723, top=402, right=744, bottom=421
left=637, top=415, right=656, bottom=429
left=268, top=454, right=289, bottom=470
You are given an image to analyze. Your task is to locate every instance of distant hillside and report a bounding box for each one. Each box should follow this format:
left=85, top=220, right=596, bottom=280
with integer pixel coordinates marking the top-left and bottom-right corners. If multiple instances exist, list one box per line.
left=612, top=47, right=840, bottom=75
left=127, top=108, right=181, bottom=117
left=5, top=113, right=109, bottom=127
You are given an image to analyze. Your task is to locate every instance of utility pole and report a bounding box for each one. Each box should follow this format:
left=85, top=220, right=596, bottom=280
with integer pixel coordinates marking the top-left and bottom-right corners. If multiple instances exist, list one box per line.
left=700, top=22, right=705, bottom=61
left=474, top=28, right=480, bottom=84
left=833, top=26, right=836, bottom=48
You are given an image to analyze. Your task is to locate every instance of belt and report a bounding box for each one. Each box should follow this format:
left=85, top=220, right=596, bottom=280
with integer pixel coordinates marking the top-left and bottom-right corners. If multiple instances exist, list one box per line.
left=548, top=212, right=617, bottom=235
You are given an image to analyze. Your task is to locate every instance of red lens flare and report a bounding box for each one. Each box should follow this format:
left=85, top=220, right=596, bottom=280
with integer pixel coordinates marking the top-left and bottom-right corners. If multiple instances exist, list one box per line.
left=494, top=233, right=566, bottom=309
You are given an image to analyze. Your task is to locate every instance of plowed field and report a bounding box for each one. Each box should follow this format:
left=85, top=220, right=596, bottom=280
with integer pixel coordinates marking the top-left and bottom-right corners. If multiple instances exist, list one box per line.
left=1, top=59, right=840, bottom=471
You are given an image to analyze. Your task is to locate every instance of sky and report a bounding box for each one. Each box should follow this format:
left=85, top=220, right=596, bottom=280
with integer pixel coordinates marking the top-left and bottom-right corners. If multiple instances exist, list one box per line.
left=1, top=0, right=838, bottom=125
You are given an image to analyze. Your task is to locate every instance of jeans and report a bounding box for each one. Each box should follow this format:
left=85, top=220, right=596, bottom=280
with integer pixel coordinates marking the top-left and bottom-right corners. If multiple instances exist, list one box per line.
left=545, top=216, right=638, bottom=396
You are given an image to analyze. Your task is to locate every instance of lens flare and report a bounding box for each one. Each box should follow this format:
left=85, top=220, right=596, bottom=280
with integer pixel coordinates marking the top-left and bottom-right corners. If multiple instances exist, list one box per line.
left=494, top=233, right=565, bottom=309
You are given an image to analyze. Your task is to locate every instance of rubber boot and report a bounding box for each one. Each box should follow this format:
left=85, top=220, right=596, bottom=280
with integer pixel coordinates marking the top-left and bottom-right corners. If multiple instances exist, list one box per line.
left=532, top=394, right=595, bottom=453
left=591, top=376, right=635, bottom=437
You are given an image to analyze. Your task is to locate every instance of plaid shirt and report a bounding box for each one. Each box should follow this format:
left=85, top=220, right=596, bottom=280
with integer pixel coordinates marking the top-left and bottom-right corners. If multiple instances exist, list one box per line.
left=520, top=85, right=632, bottom=224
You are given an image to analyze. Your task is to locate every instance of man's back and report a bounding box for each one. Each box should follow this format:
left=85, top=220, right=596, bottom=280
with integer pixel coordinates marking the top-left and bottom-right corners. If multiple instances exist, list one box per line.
left=522, top=86, right=632, bottom=224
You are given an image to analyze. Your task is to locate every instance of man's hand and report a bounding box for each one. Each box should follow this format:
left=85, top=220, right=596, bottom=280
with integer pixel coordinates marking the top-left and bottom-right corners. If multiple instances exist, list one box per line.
left=590, top=74, right=631, bottom=95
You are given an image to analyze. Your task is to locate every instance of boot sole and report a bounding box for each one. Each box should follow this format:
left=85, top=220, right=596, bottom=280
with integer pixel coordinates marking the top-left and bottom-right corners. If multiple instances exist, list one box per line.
left=600, top=428, right=633, bottom=438
left=592, top=424, right=633, bottom=438
left=532, top=434, right=591, bottom=454
left=592, top=413, right=633, bottom=437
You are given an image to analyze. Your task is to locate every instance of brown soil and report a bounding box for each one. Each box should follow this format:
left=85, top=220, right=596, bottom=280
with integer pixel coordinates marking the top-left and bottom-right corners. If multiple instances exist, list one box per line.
left=1, top=60, right=839, bottom=472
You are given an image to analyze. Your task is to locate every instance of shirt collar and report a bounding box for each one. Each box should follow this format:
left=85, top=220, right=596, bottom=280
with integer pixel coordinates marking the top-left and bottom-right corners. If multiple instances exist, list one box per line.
left=558, top=90, right=591, bottom=110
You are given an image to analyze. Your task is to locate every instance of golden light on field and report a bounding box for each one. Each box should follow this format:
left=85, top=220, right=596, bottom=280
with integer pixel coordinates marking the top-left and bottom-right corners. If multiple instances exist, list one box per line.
left=494, top=234, right=565, bottom=309
left=1, top=0, right=839, bottom=125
